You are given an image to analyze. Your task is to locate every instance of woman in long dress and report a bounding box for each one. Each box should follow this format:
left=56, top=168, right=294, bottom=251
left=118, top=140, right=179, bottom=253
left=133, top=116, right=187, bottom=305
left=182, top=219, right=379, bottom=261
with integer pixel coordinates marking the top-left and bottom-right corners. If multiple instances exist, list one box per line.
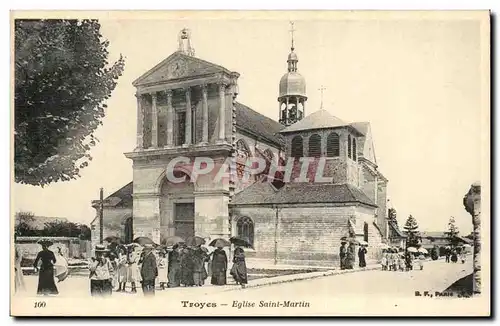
left=211, top=246, right=228, bottom=285
left=14, top=245, right=26, bottom=293
left=167, top=244, right=182, bottom=288
left=157, top=251, right=169, bottom=290
left=181, top=247, right=195, bottom=287
left=33, top=240, right=58, bottom=296
left=192, top=246, right=209, bottom=286
left=230, top=247, right=248, bottom=288
left=358, top=245, right=367, bottom=268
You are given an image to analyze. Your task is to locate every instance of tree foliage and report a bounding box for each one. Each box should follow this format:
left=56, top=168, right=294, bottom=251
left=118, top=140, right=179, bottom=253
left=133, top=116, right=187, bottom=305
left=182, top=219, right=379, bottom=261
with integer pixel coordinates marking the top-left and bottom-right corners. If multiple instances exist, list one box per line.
left=403, top=214, right=420, bottom=247
left=14, top=212, right=91, bottom=240
left=15, top=19, right=125, bottom=186
left=446, top=216, right=460, bottom=247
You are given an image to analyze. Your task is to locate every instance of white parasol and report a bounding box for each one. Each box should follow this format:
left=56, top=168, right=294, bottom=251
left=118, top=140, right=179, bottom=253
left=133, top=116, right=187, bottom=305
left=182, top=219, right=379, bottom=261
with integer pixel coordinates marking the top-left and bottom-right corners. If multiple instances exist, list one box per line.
left=418, top=247, right=428, bottom=254
left=53, top=253, right=69, bottom=282
left=407, top=247, right=418, bottom=253
left=463, top=244, right=472, bottom=248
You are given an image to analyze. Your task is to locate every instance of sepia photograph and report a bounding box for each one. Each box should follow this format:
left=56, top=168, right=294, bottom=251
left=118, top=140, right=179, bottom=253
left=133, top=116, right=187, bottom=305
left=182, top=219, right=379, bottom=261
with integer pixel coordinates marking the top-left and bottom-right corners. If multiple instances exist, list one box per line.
left=10, top=10, right=490, bottom=317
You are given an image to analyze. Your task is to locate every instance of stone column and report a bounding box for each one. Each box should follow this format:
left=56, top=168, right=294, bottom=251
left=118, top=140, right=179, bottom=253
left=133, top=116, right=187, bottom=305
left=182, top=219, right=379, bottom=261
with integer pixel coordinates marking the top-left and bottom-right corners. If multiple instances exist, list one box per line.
left=302, top=99, right=306, bottom=117
left=184, top=87, right=192, bottom=146
left=151, top=92, right=158, bottom=148
left=166, top=90, right=174, bottom=147
left=217, top=82, right=226, bottom=142
left=201, top=84, right=209, bottom=144
left=135, top=93, right=144, bottom=149
left=285, top=97, right=289, bottom=124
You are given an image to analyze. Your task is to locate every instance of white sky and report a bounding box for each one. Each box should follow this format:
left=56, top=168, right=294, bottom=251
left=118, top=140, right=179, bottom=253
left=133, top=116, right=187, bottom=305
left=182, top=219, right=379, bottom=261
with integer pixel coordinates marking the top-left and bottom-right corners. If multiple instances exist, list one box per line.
left=12, top=12, right=487, bottom=234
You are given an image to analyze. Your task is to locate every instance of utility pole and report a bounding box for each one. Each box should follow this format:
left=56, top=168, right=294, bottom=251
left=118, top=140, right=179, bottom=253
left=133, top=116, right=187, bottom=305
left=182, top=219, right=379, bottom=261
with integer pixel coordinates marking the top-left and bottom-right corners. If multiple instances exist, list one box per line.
left=274, top=206, right=281, bottom=265
left=99, top=187, right=104, bottom=244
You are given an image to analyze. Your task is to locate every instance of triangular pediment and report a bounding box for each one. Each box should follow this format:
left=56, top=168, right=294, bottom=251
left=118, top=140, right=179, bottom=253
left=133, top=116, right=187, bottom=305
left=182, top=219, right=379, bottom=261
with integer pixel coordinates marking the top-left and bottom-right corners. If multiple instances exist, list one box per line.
left=133, top=52, right=231, bottom=87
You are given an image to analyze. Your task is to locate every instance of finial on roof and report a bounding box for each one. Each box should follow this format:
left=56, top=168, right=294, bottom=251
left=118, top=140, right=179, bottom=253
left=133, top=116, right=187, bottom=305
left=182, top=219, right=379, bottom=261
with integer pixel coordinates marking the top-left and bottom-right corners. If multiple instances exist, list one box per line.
left=178, top=28, right=195, bottom=56
left=289, top=21, right=296, bottom=51
left=318, top=85, right=326, bottom=109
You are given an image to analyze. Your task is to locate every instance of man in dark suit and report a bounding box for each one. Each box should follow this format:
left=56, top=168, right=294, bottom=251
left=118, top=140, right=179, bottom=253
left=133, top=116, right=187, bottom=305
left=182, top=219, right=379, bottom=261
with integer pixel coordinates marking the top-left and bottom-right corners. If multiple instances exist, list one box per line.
left=139, top=244, right=158, bottom=296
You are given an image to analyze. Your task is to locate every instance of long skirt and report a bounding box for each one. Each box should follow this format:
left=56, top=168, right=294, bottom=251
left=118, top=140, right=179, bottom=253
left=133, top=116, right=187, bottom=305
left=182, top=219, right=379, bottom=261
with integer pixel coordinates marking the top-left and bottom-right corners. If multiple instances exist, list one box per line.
left=37, top=267, right=58, bottom=295
left=193, top=272, right=205, bottom=286
left=90, top=280, right=112, bottom=297
left=211, top=271, right=227, bottom=285
left=117, top=265, right=128, bottom=283
left=230, top=262, right=248, bottom=284
left=167, top=266, right=181, bottom=288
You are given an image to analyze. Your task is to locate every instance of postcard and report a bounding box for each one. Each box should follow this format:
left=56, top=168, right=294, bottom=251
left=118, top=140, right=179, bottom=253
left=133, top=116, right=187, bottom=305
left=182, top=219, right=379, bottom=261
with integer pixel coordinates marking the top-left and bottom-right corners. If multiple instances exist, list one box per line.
left=11, top=10, right=490, bottom=317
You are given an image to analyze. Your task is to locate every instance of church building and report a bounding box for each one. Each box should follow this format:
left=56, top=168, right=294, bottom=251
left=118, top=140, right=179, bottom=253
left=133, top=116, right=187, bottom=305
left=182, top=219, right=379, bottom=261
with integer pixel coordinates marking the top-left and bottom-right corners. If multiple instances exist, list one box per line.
left=91, top=27, right=389, bottom=266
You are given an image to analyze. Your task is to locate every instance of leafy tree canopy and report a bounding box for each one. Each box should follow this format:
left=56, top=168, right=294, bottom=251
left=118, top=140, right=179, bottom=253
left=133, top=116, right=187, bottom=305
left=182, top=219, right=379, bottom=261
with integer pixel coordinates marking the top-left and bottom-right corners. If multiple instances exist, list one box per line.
left=15, top=19, right=125, bottom=186
left=14, top=212, right=91, bottom=240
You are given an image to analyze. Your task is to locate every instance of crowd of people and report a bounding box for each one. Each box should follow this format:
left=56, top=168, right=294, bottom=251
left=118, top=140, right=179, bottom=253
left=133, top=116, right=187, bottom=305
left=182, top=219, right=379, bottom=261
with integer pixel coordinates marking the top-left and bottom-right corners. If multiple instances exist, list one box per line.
left=444, top=246, right=468, bottom=264
left=21, top=237, right=250, bottom=298
left=380, top=248, right=426, bottom=271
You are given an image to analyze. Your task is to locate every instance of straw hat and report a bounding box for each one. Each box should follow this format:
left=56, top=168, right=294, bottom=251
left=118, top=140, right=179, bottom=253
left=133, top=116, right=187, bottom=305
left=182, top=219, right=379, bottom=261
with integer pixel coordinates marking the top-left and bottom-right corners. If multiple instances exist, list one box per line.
left=37, top=238, right=53, bottom=247
left=94, top=244, right=109, bottom=253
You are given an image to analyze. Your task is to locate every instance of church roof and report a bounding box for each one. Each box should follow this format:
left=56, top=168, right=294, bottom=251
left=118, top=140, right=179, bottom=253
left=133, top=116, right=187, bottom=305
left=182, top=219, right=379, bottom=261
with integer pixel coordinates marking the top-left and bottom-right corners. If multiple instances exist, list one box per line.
left=235, top=102, right=285, bottom=147
left=280, top=109, right=350, bottom=134
left=230, top=182, right=376, bottom=207
left=92, top=182, right=133, bottom=209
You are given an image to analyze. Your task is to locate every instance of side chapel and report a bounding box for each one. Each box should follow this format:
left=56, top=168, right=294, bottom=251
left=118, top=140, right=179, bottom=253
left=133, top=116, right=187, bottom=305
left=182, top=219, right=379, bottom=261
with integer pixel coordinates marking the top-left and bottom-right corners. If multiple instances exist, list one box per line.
left=91, top=27, right=389, bottom=266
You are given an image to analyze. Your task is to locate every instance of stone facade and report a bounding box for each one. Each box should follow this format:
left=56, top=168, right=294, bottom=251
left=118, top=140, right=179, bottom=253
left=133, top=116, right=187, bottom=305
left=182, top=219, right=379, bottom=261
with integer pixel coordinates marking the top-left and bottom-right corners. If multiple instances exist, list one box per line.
left=91, top=31, right=389, bottom=267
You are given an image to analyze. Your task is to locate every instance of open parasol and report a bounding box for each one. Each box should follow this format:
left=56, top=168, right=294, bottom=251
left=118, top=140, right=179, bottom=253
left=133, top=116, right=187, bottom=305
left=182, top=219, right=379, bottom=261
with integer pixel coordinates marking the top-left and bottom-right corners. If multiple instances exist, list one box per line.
left=229, top=236, right=253, bottom=249
left=209, top=238, right=231, bottom=248
left=359, top=240, right=368, bottom=246
left=407, top=247, right=418, bottom=253
left=162, top=236, right=185, bottom=247
left=463, top=244, right=472, bottom=248
left=133, top=236, right=158, bottom=247
left=186, top=236, right=206, bottom=247
left=104, top=236, right=122, bottom=244
left=418, top=247, right=428, bottom=254
left=53, top=254, right=69, bottom=282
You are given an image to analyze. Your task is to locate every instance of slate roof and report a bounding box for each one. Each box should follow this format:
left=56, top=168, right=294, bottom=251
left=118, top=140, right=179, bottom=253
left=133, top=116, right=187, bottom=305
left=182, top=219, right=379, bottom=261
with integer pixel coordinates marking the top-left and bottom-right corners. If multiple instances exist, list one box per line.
left=280, top=109, right=347, bottom=134
left=230, top=181, right=377, bottom=206
left=235, top=102, right=285, bottom=147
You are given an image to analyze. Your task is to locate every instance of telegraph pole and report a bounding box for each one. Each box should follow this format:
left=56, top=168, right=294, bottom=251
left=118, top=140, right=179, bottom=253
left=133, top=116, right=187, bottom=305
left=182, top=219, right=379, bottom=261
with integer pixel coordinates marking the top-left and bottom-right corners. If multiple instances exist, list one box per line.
left=99, top=187, right=104, bottom=244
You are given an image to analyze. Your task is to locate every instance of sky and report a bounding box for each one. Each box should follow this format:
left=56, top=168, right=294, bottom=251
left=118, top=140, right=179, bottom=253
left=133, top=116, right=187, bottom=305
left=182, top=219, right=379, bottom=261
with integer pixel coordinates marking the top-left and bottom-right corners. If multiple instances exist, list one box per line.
left=12, top=11, right=487, bottom=234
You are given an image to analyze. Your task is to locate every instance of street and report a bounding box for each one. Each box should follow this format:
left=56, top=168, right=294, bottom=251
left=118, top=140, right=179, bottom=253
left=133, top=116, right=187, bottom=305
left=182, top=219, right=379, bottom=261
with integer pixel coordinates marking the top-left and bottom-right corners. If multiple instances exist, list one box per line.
left=12, top=258, right=476, bottom=316
left=17, top=258, right=471, bottom=300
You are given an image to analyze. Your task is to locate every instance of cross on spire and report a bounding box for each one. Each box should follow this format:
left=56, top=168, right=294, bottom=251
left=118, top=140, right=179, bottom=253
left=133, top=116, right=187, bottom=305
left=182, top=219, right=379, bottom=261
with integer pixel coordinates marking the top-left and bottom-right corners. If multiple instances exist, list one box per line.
left=289, top=21, right=296, bottom=51
left=319, top=85, right=326, bottom=109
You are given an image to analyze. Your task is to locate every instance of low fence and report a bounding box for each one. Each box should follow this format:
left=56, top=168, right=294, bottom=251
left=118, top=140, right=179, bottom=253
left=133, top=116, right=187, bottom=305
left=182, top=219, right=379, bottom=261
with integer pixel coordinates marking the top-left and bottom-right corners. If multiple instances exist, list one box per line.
left=15, top=236, right=92, bottom=260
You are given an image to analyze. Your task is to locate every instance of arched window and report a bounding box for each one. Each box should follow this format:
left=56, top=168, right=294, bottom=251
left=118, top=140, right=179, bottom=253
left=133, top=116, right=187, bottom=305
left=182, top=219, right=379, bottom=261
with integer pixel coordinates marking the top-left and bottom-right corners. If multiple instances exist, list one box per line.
left=352, top=138, right=357, bottom=161
left=308, top=134, right=321, bottom=157
left=348, top=135, right=352, bottom=159
left=291, top=136, right=303, bottom=158
left=237, top=216, right=254, bottom=246
left=326, top=132, right=340, bottom=157
left=363, top=222, right=369, bottom=243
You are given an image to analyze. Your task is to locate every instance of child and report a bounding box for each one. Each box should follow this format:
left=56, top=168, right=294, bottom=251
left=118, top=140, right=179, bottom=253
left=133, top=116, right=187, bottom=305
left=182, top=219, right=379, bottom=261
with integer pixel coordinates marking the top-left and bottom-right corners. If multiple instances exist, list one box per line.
left=391, top=250, right=398, bottom=271
left=381, top=250, right=388, bottom=271
left=417, top=253, right=425, bottom=270
left=157, top=250, right=169, bottom=290
left=108, top=253, right=119, bottom=290
left=398, top=253, right=405, bottom=271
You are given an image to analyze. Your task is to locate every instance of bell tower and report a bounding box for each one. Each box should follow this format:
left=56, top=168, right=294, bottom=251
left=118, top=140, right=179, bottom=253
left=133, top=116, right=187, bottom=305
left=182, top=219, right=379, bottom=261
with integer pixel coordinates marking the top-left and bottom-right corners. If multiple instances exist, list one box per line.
left=278, top=22, right=307, bottom=126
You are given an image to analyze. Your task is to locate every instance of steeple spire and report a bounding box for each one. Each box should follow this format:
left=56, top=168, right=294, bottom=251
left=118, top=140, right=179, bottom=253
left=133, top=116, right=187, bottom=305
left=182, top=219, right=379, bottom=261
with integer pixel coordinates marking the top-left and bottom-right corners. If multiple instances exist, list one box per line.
left=287, top=21, right=298, bottom=73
